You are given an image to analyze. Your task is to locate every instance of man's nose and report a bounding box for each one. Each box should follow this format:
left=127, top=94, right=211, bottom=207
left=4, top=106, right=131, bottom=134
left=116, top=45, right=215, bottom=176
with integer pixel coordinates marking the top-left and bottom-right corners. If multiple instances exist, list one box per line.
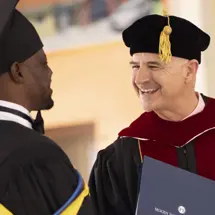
left=135, top=66, right=150, bottom=86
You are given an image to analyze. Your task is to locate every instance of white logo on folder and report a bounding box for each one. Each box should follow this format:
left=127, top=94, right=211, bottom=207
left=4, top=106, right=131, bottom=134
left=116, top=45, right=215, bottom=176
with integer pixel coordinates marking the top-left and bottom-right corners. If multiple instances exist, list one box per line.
left=154, top=205, right=186, bottom=215
left=178, top=206, right=186, bottom=214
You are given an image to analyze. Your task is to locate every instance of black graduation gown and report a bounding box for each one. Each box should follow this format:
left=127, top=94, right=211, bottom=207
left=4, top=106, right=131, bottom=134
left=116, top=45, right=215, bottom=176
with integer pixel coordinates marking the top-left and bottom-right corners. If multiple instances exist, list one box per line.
left=0, top=121, right=93, bottom=215
left=89, top=137, right=141, bottom=215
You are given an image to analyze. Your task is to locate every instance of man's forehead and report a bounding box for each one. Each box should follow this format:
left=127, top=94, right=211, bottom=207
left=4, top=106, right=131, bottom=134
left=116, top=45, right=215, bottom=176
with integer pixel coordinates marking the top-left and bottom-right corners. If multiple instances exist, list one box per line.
left=132, top=53, right=162, bottom=63
left=131, top=52, right=188, bottom=65
left=35, top=49, right=47, bottom=61
left=23, top=48, right=46, bottom=65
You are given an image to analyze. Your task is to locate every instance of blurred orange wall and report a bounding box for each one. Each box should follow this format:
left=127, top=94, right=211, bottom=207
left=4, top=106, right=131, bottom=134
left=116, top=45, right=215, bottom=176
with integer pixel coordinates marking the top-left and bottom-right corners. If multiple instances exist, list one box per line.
left=43, top=41, right=142, bottom=151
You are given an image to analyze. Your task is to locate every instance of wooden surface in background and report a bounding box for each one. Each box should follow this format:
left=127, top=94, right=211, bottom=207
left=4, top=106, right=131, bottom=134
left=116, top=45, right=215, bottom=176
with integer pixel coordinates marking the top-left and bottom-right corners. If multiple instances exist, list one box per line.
left=45, top=122, right=95, bottom=181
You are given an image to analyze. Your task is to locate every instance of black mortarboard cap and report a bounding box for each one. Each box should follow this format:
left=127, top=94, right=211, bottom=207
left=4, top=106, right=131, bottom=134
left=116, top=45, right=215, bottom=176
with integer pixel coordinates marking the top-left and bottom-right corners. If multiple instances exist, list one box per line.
left=122, top=10, right=210, bottom=64
left=0, top=0, right=18, bottom=36
left=0, top=1, right=43, bottom=73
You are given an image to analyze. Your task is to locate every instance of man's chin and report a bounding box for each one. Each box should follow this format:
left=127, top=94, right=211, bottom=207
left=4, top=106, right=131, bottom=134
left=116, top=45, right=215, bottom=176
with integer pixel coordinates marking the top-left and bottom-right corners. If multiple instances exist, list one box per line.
left=38, top=98, right=54, bottom=111
left=141, top=101, right=155, bottom=112
left=44, top=99, right=54, bottom=110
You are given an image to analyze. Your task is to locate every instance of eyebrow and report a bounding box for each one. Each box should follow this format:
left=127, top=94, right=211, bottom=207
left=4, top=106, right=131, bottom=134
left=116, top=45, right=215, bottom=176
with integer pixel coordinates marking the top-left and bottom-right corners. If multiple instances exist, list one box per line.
left=147, top=61, right=163, bottom=66
left=129, top=61, right=139, bottom=65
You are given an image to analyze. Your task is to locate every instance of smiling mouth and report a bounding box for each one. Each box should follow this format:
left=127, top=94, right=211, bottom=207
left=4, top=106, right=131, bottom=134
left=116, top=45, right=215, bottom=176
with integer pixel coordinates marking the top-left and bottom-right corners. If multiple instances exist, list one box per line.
left=139, top=88, right=159, bottom=94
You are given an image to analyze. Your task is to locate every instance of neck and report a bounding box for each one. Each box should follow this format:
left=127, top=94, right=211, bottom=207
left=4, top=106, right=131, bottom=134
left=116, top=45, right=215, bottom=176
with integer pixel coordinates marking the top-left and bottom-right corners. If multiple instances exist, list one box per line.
left=0, top=78, right=31, bottom=112
left=155, top=92, right=199, bottom=121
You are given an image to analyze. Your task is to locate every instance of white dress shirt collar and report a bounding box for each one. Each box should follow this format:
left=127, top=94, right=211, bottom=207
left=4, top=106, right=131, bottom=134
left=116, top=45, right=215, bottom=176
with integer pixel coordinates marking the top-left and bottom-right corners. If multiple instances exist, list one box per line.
left=0, top=100, right=32, bottom=129
left=183, top=93, right=205, bottom=120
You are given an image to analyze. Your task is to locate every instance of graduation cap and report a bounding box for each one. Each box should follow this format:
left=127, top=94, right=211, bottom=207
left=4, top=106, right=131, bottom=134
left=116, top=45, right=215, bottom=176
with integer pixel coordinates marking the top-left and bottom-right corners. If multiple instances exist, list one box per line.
left=0, top=0, right=43, bottom=73
left=0, top=0, right=18, bottom=36
left=122, top=9, right=210, bottom=64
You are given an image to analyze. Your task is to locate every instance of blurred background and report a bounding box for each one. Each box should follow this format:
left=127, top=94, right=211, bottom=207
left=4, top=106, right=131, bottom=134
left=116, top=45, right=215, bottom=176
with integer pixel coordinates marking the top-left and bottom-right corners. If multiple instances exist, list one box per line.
left=17, top=0, right=215, bottom=182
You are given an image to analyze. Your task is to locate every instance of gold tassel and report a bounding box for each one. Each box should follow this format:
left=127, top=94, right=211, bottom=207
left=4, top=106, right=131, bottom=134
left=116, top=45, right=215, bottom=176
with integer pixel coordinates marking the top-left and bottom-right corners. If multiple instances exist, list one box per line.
left=159, top=8, right=172, bottom=63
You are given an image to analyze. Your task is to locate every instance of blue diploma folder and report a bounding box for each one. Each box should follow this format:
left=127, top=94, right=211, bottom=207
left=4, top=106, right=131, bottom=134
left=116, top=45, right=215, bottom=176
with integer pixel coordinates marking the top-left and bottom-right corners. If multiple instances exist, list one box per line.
left=136, top=156, right=215, bottom=215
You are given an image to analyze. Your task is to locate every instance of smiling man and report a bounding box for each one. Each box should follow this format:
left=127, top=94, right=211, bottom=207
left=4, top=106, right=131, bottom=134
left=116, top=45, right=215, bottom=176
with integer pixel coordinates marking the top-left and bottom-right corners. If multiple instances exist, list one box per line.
left=89, top=11, right=215, bottom=215
left=129, top=53, right=199, bottom=121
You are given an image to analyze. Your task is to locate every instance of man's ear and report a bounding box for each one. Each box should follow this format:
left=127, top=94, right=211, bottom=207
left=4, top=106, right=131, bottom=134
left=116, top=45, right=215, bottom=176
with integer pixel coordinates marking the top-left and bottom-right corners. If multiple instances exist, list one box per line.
left=184, top=59, right=199, bottom=84
left=9, top=62, right=24, bottom=84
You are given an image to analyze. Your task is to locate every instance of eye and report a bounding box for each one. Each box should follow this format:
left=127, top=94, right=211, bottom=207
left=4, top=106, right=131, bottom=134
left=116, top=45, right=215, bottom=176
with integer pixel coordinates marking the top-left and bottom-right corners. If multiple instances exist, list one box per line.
left=148, top=65, right=161, bottom=71
left=131, top=65, right=140, bottom=69
left=42, top=62, right=49, bottom=68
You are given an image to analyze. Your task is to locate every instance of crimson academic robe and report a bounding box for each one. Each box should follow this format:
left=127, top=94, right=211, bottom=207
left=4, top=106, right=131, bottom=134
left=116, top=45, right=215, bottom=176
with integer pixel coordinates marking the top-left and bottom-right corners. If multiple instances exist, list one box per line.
left=0, top=121, right=93, bottom=215
left=89, top=94, right=215, bottom=215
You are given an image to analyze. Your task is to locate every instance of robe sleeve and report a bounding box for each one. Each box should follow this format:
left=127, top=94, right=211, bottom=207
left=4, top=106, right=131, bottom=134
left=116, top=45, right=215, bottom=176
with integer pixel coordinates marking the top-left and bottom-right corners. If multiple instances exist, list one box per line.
left=89, top=138, right=141, bottom=215
left=0, top=143, right=91, bottom=215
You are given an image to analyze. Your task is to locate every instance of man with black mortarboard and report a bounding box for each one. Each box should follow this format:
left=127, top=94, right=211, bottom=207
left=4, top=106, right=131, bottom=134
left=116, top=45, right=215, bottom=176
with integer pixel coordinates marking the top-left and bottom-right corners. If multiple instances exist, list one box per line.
left=89, top=9, right=215, bottom=215
left=0, top=1, right=93, bottom=214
